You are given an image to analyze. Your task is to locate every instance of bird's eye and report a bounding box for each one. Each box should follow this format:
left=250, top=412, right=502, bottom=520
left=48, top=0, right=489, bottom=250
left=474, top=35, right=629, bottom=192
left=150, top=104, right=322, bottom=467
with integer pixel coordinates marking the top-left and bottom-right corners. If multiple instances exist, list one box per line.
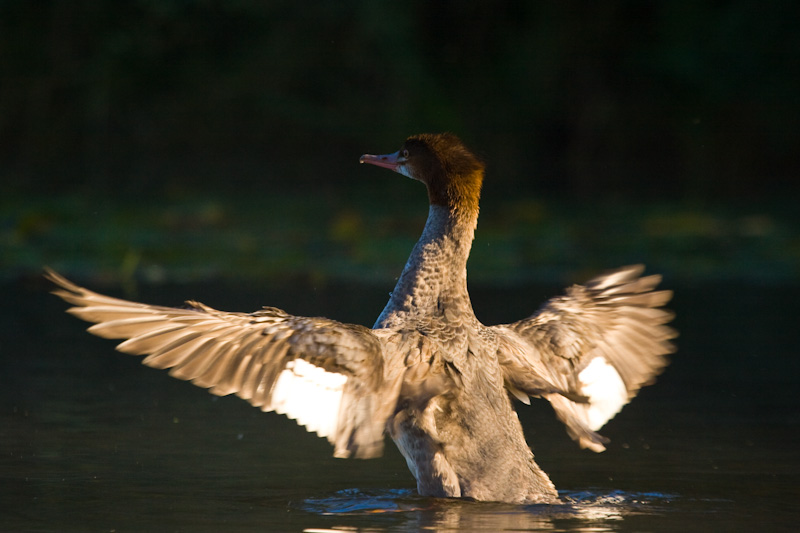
left=402, top=149, right=409, bottom=158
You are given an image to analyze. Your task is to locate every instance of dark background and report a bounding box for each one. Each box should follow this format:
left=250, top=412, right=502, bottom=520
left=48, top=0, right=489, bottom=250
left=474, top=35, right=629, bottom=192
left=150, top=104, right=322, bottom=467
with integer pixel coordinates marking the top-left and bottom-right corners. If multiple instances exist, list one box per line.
left=3, top=4, right=800, bottom=530
left=2, top=1, right=799, bottom=284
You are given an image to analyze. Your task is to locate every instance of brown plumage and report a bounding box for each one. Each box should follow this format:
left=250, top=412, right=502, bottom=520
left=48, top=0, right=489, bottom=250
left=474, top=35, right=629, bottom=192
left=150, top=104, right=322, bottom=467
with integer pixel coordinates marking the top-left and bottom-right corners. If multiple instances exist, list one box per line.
left=48, top=133, right=676, bottom=504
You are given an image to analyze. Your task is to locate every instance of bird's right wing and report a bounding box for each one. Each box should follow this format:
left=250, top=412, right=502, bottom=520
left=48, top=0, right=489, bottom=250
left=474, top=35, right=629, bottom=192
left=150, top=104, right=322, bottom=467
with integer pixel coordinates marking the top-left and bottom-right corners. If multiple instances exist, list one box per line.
left=46, top=269, right=403, bottom=459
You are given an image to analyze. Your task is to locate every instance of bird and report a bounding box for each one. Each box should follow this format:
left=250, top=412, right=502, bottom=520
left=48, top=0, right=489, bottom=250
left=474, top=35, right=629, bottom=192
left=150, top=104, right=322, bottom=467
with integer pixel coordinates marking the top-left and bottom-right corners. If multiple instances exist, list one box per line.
left=47, top=132, right=675, bottom=504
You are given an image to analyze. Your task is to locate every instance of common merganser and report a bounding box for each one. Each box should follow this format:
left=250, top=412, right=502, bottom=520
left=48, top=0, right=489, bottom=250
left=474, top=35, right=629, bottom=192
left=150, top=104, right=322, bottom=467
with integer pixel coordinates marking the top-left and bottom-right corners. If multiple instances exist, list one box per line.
left=47, top=133, right=675, bottom=504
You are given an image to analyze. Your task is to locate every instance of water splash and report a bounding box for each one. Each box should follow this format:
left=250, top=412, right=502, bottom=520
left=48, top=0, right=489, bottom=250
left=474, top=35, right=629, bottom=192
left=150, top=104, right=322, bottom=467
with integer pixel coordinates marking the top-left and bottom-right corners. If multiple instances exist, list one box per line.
left=560, top=489, right=676, bottom=521
left=302, top=488, right=421, bottom=515
left=299, top=488, right=677, bottom=532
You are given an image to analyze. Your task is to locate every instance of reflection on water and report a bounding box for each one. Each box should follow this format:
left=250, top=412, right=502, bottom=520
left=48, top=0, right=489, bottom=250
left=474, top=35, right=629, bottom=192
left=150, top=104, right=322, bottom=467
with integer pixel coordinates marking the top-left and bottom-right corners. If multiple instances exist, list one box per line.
left=3, top=279, right=799, bottom=531
left=301, top=488, right=675, bottom=532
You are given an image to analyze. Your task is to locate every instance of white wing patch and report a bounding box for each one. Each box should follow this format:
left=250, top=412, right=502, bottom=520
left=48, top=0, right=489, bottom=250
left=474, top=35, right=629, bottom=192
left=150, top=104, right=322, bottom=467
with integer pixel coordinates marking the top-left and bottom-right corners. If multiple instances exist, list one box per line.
left=267, top=358, right=348, bottom=440
left=578, top=357, right=628, bottom=431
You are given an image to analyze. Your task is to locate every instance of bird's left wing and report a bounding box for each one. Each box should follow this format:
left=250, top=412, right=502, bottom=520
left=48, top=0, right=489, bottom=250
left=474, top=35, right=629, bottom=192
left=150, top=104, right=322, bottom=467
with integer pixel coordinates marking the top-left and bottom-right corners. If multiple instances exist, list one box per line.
left=491, top=265, right=676, bottom=452
left=46, top=269, right=400, bottom=459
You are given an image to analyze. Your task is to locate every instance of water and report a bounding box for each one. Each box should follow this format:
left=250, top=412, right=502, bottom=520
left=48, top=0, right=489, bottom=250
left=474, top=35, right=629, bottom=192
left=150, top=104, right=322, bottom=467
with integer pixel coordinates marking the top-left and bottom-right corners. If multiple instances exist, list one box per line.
left=3, top=277, right=799, bottom=531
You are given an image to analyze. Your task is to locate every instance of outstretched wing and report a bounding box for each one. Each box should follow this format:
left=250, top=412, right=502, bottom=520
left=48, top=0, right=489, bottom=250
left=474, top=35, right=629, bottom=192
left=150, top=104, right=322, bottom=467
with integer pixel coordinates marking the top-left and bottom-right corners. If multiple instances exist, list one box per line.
left=492, top=265, right=676, bottom=452
left=46, top=269, right=398, bottom=459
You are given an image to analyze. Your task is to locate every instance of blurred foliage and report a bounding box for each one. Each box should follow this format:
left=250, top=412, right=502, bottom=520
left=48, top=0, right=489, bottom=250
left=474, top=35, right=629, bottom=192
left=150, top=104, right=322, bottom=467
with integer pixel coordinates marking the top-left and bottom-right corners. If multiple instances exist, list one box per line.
left=2, top=1, right=798, bottom=285
left=1, top=0, right=798, bottom=198
left=4, top=191, right=798, bottom=286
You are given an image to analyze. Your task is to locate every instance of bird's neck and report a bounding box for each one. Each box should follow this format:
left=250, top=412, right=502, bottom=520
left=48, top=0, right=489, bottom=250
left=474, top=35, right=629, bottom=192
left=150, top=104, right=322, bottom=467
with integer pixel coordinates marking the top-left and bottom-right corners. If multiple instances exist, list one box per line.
left=374, top=204, right=478, bottom=328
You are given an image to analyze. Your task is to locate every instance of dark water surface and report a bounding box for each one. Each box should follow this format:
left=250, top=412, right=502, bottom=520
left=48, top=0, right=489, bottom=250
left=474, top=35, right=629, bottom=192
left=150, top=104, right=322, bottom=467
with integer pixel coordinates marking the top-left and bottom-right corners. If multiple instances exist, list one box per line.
left=3, top=278, right=799, bottom=532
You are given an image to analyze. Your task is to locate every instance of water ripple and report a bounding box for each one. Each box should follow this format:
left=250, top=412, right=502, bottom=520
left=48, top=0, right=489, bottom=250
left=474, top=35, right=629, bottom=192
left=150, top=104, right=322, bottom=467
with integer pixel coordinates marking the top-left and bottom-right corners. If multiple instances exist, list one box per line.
left=299, top=488, right=678, bottom=532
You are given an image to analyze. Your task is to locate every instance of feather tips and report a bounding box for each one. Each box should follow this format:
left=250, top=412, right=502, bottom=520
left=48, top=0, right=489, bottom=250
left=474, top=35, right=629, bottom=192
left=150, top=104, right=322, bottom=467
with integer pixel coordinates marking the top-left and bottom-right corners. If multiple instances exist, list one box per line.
left=45, top=269, right=390, bottom=459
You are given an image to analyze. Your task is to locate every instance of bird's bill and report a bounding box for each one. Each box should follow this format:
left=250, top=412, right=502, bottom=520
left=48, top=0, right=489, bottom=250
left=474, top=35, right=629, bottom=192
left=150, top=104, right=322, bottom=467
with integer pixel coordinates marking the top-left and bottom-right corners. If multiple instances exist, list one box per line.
left=359, top=151, right=402, bottom=171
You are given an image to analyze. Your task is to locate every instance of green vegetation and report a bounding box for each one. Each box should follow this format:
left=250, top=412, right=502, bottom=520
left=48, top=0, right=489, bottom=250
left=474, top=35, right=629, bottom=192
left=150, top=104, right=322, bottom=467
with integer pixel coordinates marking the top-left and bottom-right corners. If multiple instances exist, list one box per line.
left=4, top=189, right=797, bottom=286
left=2, top=3, right=797, bottom=287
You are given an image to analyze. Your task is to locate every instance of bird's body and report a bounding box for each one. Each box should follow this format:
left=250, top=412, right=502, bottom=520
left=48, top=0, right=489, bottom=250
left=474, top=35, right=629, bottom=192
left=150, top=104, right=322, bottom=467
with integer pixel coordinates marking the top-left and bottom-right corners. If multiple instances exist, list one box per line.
left=372, top=196, right=559, bottom=502
left=48, top=133, right=675, bottom=504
